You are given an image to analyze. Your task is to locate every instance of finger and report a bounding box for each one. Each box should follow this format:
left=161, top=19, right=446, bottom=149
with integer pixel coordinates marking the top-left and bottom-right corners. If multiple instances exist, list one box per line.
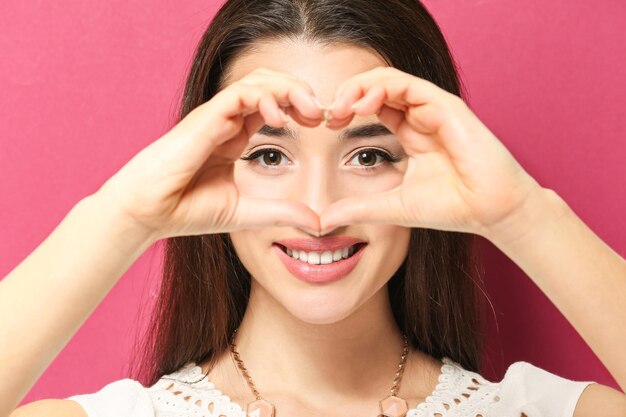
left=237, top=67, right=327, bottom=120
left=244, top=93, right=293, bottom=138
left=234, top=196, right=321, bottom=235
left=319, top=188, right=409, bottom=234
left=375, top=103, right=404, bottom=129
left=326, top=78, right=395, bottom=123
left=330, top=67, right=477, bottom=161
left=330, top=66, right=458, bottom=134
left=324, top=84, right=385, bottom=130
left=160, top=82, right=278, bottom=171
left=324, top=111, right=356, bottom=130
left=232, top=73, right=325, bottom=135
left=158, top=75, right=323, bottom=175
left=244, top=67, right=329, bottom=109
left=330, top=67, right=442, bottom=117
left=282, top=105, right=327, bottom=128
left=351, top=84, right=387, bottom=111
left=332, top=70, right=445, bottom=127
left=172, top=67, right=327, bottom=148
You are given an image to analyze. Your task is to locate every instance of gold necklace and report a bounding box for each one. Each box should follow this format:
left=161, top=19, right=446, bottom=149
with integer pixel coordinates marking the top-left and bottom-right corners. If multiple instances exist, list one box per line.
left=229, top=327, right=411, bottom=417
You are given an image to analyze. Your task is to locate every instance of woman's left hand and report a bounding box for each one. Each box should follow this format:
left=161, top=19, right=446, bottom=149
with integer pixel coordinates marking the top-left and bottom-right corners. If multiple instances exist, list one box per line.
left=319, top=66, right=547, bottom=240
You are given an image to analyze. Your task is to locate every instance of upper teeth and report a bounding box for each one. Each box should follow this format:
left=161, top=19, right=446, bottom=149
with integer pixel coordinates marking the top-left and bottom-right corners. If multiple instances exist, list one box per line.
left=286, top=245, right=357, bottom=265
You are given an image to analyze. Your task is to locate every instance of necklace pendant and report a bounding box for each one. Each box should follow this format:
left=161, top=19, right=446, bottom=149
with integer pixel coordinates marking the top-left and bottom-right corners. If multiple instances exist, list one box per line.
left=246, top=398, right=275, bottom=417
left=379, top=395, right=409, bottom=417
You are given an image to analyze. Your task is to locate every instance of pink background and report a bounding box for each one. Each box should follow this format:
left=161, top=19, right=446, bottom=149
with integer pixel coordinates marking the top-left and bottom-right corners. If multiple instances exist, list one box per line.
left=1, top=0, right=624, bottom=404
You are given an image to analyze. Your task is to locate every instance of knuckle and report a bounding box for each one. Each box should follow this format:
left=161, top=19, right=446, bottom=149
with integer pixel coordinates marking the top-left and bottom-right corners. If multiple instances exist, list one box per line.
left=254, top=66, right=274, bottom=75
left=232, top=80, right=263, bottom=102
left=234, top=79, right=258, bottom=92
left=378, top=66, right=401, bottom=79
left=235, top=78, right=258, bottom=88
left=235, top=68, right=319, bottom=105
left=448, top=93, right=466, bottom=108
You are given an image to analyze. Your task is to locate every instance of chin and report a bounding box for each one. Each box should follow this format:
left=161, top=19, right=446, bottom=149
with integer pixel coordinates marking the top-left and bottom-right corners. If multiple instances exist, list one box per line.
left=252, top=259, right=389, bottom=326
left=275, top=283, right=364, bottom=325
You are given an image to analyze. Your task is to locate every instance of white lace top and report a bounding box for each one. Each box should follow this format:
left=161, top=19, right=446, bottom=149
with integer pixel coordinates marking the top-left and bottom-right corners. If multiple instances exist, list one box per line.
left=65, top=356, right=596, bottom=417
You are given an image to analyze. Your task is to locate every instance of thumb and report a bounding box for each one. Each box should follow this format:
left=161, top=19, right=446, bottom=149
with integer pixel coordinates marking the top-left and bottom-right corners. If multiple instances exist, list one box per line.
left=234, top=196, right=321, bottom=235
left=319, top=188, right=408, bottom=234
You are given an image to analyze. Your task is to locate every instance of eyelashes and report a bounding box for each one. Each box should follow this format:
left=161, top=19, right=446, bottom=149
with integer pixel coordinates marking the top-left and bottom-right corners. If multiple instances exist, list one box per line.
left=240, top=147, right=402, bottom=173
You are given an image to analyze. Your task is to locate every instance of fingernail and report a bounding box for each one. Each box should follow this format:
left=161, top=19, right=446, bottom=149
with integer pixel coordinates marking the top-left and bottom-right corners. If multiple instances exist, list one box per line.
left=301, top=226, right=320, bottom=236
left=351, top=97, right=364, bottom=111
left=326, top=100, right=340, bottom=120
left=319, top=225, right=334, bottom=236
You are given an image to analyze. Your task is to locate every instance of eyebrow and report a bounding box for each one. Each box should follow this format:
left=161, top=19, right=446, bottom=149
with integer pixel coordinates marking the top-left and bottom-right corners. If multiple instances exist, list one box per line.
left=255, top=122, right=394, bottom=141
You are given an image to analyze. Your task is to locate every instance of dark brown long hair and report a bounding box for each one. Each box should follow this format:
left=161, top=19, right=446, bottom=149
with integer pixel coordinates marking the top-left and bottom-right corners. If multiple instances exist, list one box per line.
left=129, top=0, right=488, bottom=387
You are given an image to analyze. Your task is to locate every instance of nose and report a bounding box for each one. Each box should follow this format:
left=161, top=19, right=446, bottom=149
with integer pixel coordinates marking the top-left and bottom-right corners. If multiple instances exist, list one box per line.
left=289, top=160, right=340, bottom=217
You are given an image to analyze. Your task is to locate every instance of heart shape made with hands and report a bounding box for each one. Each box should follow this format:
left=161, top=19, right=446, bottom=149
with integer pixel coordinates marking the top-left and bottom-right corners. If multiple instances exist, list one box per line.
left=269, top=82, right=436, bottom=237
left=101, top=66, right=536, bottom=243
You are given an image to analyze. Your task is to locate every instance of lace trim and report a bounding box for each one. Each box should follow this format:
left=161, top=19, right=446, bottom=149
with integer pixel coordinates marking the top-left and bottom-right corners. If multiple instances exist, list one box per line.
left=148, top=364, right=246, bottom=417
left=407, top=358, right=502, bottom=417
left=147, top=356, right=503, bottom=417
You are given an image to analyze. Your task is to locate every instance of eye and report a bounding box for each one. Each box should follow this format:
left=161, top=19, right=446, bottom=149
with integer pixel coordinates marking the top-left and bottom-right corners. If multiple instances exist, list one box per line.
left=347, top=148, right=401, bottom=172
left=240, top=147, right=291, bottom=169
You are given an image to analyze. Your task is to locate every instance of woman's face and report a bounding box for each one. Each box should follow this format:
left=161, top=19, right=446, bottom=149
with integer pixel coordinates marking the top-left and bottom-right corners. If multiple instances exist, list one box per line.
left=225, top=39, right=411, bottom=324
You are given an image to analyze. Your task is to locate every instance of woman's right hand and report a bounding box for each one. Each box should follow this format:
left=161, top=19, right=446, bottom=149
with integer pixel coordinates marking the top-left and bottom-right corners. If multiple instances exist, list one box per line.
left=96, top=67, right=326, bottom=241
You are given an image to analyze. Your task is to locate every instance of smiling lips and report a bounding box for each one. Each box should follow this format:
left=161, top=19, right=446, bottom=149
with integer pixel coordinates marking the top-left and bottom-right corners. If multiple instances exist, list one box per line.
left=273, top=236, right=367, bottom=284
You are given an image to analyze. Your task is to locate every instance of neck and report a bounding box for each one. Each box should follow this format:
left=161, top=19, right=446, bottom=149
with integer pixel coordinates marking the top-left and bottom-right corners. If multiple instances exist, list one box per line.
left=223, top=280, right=413, bottom=405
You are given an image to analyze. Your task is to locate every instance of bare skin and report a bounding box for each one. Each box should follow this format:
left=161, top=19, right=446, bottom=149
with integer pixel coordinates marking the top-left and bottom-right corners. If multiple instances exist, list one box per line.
left=198, top=349, right=444, bottom=416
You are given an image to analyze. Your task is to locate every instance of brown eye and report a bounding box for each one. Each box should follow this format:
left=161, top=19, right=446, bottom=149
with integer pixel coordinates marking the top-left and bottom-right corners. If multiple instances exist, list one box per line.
left=262, top=151, right=282, bottom=166
left=357, top=151, right=376, bottom=166
left=348, top=148, right=398, bottom=170
left=240, top=148, right=290, bottom=168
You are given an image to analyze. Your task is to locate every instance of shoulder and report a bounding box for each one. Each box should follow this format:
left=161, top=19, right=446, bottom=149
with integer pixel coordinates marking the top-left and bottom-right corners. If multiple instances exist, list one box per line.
left=10, top=399, right=87, bottom=417
left=57, top=362, right=247, bottom=417
left=11, top=378, right=150, bottom=417
left=487, top=359, right=626, bottom=417
left=414, top=357, right=612, bottom=417
left=65, top=378, right=154, bottom=417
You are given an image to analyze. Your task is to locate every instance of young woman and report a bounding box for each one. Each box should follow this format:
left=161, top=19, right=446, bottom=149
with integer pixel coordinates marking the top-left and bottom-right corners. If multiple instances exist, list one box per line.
left=3, top=1, right=626, bottom=416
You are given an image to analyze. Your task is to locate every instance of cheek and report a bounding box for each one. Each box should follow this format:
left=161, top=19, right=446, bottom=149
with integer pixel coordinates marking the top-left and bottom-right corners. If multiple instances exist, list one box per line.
left=229, top=229, right=284, bottom=285
left=233, top=162, right=293, bottom=198
left=365, top=224, right=411, bottom=277
left=346, top=168, right=404, bottom=195
left=228, top=230, right=264, bottom=271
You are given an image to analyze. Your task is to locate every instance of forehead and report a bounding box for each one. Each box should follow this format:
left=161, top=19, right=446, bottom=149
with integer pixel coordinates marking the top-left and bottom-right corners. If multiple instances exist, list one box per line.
left=221, top=39, right=388, bottom=103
